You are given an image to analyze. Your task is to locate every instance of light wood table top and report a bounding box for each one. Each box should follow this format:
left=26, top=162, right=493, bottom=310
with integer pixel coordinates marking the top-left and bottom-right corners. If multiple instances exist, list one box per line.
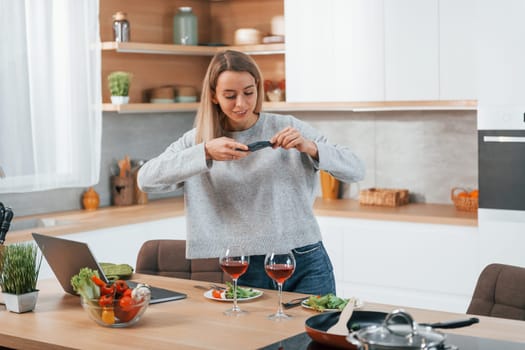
left=0, top=274, right=523, bottom=350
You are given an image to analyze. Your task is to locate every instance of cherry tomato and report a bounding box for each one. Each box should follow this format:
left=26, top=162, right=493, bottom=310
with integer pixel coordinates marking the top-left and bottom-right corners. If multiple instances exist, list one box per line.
left=212, top=289, right=222, bottom=299
left=119, top=295, right=134, bottom=311
left=115, top=305, right=140, bottom=323
left=114, top=280, right=129, bottom=295
left=99, top=294, right=114, bottom=307
left=100, top=283, right=115, bottom=296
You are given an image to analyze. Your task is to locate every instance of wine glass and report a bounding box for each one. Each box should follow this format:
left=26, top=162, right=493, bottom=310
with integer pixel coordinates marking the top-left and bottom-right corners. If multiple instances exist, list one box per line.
left=219, top=246, right=250, bottom=316
left=264, top=251, right=296, bottom=320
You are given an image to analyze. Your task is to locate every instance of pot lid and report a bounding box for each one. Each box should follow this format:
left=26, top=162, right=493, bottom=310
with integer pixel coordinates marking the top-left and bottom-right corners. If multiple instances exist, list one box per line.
left=350, top=309, right=446, bottom=349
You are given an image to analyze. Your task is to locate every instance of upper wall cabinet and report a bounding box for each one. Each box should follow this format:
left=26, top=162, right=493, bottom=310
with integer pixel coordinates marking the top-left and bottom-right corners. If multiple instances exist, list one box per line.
left=386, top=0, right=477, bottom=101
left=285, top=0, right=384, bottom=103
left=439, top=0, right=477, bottom=100
left=477, top=0, right=525, bottom=130
left=384, top=0, right=439, bottom=101
left=285, top=0, right=477, bottom=105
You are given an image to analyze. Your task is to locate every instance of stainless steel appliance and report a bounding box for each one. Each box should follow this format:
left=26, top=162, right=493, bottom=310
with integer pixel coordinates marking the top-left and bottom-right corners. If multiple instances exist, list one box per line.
left=478, top=130, right=525, bottom=211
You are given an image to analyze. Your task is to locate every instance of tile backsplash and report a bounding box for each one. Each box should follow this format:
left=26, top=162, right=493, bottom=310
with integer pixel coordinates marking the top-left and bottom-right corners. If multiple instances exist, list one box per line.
left=3, top=109, right=477, bottom=216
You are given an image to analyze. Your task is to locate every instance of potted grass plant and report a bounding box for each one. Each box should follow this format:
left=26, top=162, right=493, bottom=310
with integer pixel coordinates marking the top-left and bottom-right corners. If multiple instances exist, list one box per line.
left=0, top=243, right=42, bottom=313
left=108, top=71, right=132, bottom=104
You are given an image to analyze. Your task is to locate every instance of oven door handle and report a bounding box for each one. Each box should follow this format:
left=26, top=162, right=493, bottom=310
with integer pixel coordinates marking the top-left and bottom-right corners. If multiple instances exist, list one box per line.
left=483, top=136, right=525, bottom=143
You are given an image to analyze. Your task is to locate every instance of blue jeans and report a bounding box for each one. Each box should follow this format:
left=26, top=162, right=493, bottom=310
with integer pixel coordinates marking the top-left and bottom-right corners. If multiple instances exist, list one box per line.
left=237, top=241, right=336, bottom=295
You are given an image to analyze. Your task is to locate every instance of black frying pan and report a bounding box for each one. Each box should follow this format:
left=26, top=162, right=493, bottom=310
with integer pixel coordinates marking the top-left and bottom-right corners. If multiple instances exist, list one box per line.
left=304, top=310, right=479, bottom=349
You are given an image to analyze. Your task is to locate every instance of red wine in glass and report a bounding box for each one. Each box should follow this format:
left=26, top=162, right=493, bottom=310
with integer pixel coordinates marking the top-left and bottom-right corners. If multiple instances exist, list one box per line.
left=264, top=251, right=296, bottom=320
left=219, top=246, right=250, bottom=316
left=265, top=264, right=294, bottom=284
left=220, top=260, right=249, bottom=280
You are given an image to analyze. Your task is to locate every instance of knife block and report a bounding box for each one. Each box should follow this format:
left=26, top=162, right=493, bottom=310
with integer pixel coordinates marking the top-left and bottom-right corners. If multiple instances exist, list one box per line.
left=111, top=176, right=133, bottom=206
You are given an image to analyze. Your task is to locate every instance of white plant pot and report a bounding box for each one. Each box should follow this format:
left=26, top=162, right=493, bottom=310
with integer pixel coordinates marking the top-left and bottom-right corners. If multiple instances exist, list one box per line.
left=2, top=290, right=39, bottom=313
left=110, top=96, right=129, bottom=105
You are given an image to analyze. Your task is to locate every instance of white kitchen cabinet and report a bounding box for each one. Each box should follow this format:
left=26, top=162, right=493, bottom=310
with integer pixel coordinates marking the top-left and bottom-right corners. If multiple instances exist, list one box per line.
left=285, top=0, right=334, bottom=102
left=318, top=216, right=479, bottom=313
left=285, top=0, right=384, bottom=102
left=332, top=0, right=384, bottom=102
left=384, top=0, right=439, bottom=101
left=439, top=0, right=477, bottom=100
left=476, top=0, right=525, bottom=130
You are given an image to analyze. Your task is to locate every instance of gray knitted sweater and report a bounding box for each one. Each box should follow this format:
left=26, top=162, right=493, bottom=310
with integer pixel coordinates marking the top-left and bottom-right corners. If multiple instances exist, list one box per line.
left=138, top=112, right=365, bottom=258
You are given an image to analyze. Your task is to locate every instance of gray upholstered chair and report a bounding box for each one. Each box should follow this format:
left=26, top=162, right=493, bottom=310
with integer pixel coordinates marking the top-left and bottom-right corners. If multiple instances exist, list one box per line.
left=135, top=239, right=230, bottom=283
left=467, top=263, right=525, bottom=320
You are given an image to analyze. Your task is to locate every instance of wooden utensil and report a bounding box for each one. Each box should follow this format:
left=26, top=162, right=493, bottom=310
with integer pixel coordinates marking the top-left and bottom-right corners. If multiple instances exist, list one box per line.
left=118, top=155, right=131, bottom=178
left=327, top=298, right=356, bottom=335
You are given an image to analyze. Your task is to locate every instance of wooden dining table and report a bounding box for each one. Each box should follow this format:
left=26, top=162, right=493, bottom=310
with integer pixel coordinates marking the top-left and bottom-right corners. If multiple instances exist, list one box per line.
left=0, top=274, right=524, bottom=350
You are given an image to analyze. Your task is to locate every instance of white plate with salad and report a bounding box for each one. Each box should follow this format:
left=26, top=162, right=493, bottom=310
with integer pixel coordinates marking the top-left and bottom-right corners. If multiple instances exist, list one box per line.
left=204, top=285, right=263, bottom=302
left=301, top=294, right=364, bottom=312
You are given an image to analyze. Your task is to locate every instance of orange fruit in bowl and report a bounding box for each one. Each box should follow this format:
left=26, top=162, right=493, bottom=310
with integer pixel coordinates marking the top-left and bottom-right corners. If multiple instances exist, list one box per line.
left=469, top=189, right=479, bottom=198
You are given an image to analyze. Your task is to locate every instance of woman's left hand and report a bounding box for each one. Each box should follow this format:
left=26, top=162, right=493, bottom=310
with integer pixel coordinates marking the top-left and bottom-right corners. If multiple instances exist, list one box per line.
left=270, top=127, right=319, bottom=159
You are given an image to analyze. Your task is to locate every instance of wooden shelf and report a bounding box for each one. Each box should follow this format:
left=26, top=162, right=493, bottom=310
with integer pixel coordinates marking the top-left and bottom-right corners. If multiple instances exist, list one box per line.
left=101, top=42, right=285, bottom=56
left=102, top=100, right=478, bottom=114
left=102, top=103, right=199, bottom=113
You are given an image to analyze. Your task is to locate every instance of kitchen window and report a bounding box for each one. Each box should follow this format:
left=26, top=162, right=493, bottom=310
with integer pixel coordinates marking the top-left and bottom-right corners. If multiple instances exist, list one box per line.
left=0, top=0, right=101, bottom=193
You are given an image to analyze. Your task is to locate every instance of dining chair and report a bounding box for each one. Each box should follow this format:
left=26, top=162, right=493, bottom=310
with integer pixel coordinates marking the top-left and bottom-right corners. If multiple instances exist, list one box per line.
left=467, top=263, right=525, bottom=320
left=135, top=239, right=230, bottom=283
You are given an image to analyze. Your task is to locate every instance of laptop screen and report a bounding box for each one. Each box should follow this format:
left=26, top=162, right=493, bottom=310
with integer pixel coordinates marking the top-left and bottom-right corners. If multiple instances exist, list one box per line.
left=32, top=232, right=186, bottom=304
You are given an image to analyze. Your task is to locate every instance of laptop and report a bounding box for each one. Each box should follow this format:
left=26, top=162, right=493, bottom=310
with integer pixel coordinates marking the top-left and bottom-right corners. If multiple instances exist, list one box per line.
left=32, top=232, right=186, bottom=304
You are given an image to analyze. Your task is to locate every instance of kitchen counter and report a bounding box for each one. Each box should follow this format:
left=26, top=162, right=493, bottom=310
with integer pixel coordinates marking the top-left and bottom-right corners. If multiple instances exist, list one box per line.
left=7, top=197, right=477, bottom=244
left=0, top=275, right=522, bottom=349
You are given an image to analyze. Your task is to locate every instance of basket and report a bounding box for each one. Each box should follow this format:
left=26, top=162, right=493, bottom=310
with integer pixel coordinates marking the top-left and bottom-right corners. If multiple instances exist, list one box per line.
left=451, top=187, right=478, bottom=212
left=359, top=188, right=409, bottom=207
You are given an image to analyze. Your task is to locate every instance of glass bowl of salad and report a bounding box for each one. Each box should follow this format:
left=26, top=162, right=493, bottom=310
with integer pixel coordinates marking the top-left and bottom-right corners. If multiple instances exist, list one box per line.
left=81, top=284, right=151, bottom=328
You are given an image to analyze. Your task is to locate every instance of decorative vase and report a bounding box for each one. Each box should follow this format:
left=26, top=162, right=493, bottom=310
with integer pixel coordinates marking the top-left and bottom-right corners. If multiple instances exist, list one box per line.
left=320, top=170, right=340, bottom=200
left=110, top=96, right=129, bottom=105
left=82, top=187, right=100, bottom=211
left=2, top=290, right=39, bottom=313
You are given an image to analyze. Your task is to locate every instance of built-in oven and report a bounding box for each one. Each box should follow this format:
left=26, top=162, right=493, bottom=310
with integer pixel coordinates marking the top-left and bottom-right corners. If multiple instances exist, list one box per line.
left=478, top=129, right=525, bottom=211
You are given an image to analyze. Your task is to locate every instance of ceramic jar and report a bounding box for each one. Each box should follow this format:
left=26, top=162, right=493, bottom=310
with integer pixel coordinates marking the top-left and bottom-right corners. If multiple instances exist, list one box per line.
left=82, top=187, right=100, bottom=211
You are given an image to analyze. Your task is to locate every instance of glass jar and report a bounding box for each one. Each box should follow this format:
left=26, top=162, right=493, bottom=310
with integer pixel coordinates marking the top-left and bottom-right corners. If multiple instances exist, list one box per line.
left=112, top=11, right=130, bottom=42
left=173, top=7, right=198, bottom=45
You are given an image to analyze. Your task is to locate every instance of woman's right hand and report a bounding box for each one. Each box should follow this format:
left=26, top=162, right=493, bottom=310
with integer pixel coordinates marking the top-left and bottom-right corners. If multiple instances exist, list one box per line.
left=204, top=137, right=249, bottom=161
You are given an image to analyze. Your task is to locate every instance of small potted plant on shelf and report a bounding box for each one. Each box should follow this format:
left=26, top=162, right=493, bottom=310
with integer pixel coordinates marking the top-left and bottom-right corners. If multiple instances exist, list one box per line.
left=0, top=243, right=42, bottom=313
left=108, top=71, right=132, bottom=105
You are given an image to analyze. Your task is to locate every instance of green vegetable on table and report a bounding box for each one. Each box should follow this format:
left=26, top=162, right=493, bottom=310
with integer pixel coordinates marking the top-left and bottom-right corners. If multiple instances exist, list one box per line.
left=304, top=293, right=350, bottom=311
left=99, top=262, right=133, bottom=281
left=225, top=282, right=260, bottom=299
left=70, top=267, right=101, bottom=313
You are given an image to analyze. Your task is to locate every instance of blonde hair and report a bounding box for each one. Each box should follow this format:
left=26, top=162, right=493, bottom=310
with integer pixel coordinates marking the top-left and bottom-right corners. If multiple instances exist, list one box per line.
left=194, top=50, right=264, bottom=143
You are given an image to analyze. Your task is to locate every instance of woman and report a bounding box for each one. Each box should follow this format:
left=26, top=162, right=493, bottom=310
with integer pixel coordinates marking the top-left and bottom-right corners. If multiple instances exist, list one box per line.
left=138, top=50, right=365, bottom=295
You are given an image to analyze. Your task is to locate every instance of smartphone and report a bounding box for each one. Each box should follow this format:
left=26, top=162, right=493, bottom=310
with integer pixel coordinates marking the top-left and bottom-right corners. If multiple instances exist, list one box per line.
left=237, top=141, right=273, bottom=152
